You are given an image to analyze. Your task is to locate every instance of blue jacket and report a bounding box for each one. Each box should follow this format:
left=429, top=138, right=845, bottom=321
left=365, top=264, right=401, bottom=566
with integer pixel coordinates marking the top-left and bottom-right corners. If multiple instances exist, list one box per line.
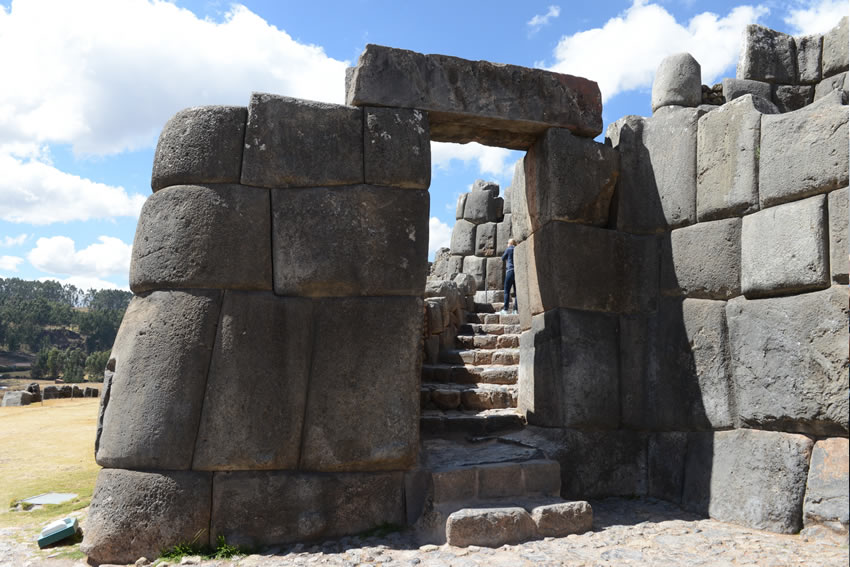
left=502, top=245, right=515, bottom=272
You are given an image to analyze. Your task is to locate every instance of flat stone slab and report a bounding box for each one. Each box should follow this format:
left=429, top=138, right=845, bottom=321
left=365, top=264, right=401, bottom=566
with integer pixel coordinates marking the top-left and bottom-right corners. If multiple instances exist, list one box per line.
left=346, top=44, right=602, bottom=149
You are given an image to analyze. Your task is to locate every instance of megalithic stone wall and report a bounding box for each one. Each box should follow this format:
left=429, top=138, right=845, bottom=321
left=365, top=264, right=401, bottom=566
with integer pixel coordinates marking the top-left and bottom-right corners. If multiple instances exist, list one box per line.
left=82, top=96, right=431, bottom=563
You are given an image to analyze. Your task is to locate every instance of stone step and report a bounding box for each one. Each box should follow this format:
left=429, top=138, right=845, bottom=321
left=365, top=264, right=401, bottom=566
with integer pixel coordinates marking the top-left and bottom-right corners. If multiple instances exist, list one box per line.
left=421, top=383, right=517, bottom=411
left=422, top=364, right=518, bottom=385
left=408, top=437, right=590, bottom=546
left=439, top=348, right=519, bottom=366
left=472, top=302, right=503, bottom=313
left=456, top=333, right=520, bottom=350
left=465, top=312, right=520, bottom=326
left=459, top=322, right=522, bottom=336
left=420, top=408, right=525, bottom=436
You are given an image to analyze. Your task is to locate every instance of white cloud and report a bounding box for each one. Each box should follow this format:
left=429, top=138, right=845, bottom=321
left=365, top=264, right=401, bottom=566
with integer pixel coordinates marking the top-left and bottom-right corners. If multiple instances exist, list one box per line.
left=0, top=153, right=147, bottom=224
left=429, top=217, right=453, bottom=257
left=37, top=275, right=127, bottom=291
left=0, top=0, right=348, bottom=156
left=548, top=0, right=769, bottom=102
left=528, top=6, right=561, bottom=32
left=1, top=234, right=28, bottom=247
left=27, top=236, right=132, bottom=278
left=0, top=255, right=24, bottom=272
left=785, top=0, right=847, bottom=35
left=431, top=142, right=518, bottom=180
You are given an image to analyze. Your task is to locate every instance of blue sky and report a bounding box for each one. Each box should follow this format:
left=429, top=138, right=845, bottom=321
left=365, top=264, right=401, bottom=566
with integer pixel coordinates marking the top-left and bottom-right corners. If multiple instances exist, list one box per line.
left=0, top=0, right=845, bottom=289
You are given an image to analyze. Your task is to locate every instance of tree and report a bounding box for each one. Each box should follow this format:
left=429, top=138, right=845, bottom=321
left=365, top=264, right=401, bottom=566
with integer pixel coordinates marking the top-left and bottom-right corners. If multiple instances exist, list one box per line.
left=84, top=350, right=111, bottom=382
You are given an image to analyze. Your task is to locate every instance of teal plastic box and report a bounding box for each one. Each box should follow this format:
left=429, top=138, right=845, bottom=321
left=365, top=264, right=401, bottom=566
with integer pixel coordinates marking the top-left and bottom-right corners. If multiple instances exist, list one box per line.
left=37, top=517, right=78, bottom=548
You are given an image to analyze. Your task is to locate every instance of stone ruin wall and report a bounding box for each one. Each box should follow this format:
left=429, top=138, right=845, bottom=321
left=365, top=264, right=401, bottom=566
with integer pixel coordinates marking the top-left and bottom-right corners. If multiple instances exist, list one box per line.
left=508, top=16, right=848, bottom=539
left=82, top=17, right=848, bottom=564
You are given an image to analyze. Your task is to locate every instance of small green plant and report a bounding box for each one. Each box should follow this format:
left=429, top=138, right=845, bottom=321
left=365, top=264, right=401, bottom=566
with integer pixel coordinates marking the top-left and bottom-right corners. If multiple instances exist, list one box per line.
left=159, top=533, right=249, bottom=561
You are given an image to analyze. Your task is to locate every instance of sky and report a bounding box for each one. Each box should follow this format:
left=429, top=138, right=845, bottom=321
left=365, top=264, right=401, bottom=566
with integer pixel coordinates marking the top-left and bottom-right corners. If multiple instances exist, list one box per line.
left=0, top=0, right=846, bottom=290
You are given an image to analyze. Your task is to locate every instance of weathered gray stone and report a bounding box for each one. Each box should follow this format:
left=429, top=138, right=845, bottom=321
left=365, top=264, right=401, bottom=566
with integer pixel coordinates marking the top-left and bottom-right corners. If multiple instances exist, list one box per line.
left=771, top=84, right=814, bottom=112
left=521, top=128, right=619, bottom=230
left=96, top=290, right=221, bottom=470
left=828, top=187, right=848, bottom=284
left=464, top=188, right=500, bottom=224
left=475, top=222, right=497, bottom=257
left=1, top=391, right=32, bottom=406
left=42, top=386, right=57, bottom=400
left=445, top=507, right=536, bottom=547
left=530, top=501, right=593, bottom=537
left=822, top=16, right=849, bottom=78
left=652, top=53, right=702, bottom=112
left=560, top=429, right=648, bottom=498
left=737, top=24, right=798, bottom=84
left=456, top=193, right=467, bottom=219
left=424, top=298, right=446, bottom=334
left=803, top=437, right=849, bottom=533
left=346, top=44, right=603, bottom=148
left=241, top=94, right=363, bottom=188
left=519, top=308, right=619, bottom=429
left=619, top=298, right=733, bottom=431
left=363, top=107, right=430, bottom=189
left=697, top=95, right=773, bottom=221
left=796, top=34, right=823, bottom=84
left=741, top=195, right=829, bottom=298
left=615, top=107, right=702, bottom=233
left=509, top=157, right=532, bottom=242
left=130, top=184, right=272, bottom=293
left=81, top=469, right=212, bottom=565
left=454, top=273, right=477, bottom=297
left=503, top=185, right=512, bottom=214
left=299, top=297, right=421, bottom=471
left=721, top=78, right=774, bottom=105
left=648, top=432, right=688, bottom=504
left=192, top=292, right=312, bottom=471
left=473, top=179, right=500, bottom=196
left=450, top=219, right=476, bottom=256
left=814, top=71, right=849, bottom=102
left=463, top=255, right=486, bottom=291
left=151, top=106, right=246, bottom=192
left=272, top=185, right=428, bottom=297
left=515, top=222, right=657, bottom=322
left=759, top=94, right=849, bottom=208
left=211, top=470, right=405, bottom=547
left=485, top=257, right=503, bottom=291
left=726, top=286, right=849, bottom=435
left=496, top=216, right=512, bottom=255
left=661, top=218, right=741, bottom=299
left=684, top=429, right=813, bottom=533
left=424, top=279, right=463, bottom=313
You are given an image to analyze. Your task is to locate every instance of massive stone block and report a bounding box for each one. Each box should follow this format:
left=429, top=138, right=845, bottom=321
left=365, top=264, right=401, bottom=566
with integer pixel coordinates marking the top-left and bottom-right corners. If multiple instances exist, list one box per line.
left=463, top=187, right=501, bottom=224
left=192, top=292, right=312, bottom=471
left=81, top=469, right=212, bottom=566
left=795, top=34, right=823, bottom=84
left=496, top=215, right=512, bottom=255
left=455, top=193, right=467, bottom=219
left=759, top=93, right=849, bottom=208
left=346, top=44, right=603, bottom=148
left=130, top=184, right=272, bottom=293
left=521, top=128, right=619, bottom=230
left=518, top=308, right=619, bottom=429
left=450, top=219, right=476, bottom=256
left=721, top=78, right=773, bottom=105
left=697, top=95, right=772, bottom=221
left=151, top=106, right=246, bottom=192
left=648, top=432, right=688, bottom=504
left=560, top=430, right=648, bottom=498
left=822, top=16, right=849, bottom=78
left=683, top=430, right=813, bottom=533
left=463, top=255, right=486, bottom=291
left=815, top=71, right=849, bottom=102
left=211, top=470, right=405, bottom=547
left=515, top=222, right=657, bottom=322
left=271, top=185, right=428, bottom=297
left=298, top=297, right=421, bottom=471
left=475, top=222, right=497, bottom=257
left=651, top=53, right=702, bottom=112
left=242, top=94, right=363, bottom=188
left=726, top=286, right=849, bottom=435
left=803, top=437, right=849, bottom=535
left=741, top=194, right=829, bottom=298
left=363, top=106, right=430, bottom=189
left=828, top=187, right=848, bottom=284
left=615, top=107, right=702, bottom=233
left=619, top=298, right=733, bottom=431
left=737, top=24, right=798, bottom=84
left=509, top=157, right=532, bottom=242
left=96, top=290, right=222, bottom=470
left=485, top=257, right=503, bottom=291
left=771, top=84, right=814, bottom=113
left=1, top=391, right=32, bottom=406
left=661, top=217, right=741, bottom=299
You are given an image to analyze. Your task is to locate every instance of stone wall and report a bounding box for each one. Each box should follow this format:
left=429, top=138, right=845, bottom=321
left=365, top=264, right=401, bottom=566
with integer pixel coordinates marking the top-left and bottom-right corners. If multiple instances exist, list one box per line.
left=514, top=18, right=848, bottom=540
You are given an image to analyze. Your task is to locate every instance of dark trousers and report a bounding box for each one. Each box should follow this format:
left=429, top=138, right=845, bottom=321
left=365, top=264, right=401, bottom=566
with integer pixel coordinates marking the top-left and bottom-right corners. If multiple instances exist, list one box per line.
left=504, top=269, right=517, bottom=311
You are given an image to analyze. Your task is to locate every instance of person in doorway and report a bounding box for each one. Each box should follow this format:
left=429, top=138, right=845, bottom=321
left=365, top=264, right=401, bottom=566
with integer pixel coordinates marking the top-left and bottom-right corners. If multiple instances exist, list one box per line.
left=501, top=239, right=518, bottom=314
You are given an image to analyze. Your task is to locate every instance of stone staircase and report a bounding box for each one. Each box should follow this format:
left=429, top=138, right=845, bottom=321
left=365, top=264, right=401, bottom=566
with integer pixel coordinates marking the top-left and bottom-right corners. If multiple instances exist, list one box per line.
left=411, top=300, right=593, bottom=547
